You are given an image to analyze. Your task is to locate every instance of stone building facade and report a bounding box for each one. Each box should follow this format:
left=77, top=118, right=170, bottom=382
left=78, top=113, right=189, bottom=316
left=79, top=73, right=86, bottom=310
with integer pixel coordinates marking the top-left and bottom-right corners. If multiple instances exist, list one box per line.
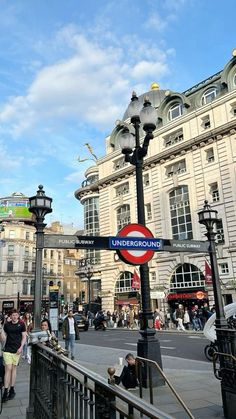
left=75, top=52, right=236, bottom=314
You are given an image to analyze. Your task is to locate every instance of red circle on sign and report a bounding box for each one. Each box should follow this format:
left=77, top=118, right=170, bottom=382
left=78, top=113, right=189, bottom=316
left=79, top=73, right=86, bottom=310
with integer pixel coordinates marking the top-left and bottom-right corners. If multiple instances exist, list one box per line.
left=117, top=223, right=155, bottom=265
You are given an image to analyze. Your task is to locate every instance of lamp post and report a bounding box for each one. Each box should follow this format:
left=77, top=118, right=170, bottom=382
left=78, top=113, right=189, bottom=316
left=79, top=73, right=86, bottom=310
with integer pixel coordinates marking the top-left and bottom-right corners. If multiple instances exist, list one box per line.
left=117, top=92, right=164, bottom=386
left=198, top=201, right=227, bottom=329
left=27, top=185, right=52, bottom=419
left=198, top=200, right=236, bottom=418
left=29, top=185, right=52, bottom=330
left=84, top=262, right=94, bottom=313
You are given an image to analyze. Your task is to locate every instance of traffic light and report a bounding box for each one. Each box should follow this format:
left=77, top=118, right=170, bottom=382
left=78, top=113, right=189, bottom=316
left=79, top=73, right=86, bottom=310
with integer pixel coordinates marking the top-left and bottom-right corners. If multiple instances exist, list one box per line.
left=61, top=294, right=65, bottom=305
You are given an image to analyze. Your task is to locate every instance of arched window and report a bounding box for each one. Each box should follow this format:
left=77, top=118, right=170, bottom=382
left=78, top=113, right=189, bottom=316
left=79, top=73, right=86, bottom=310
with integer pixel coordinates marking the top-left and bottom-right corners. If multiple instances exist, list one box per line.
left=117, top=205, right=131, bottom=231
left=115, top=271, right=133, bottom=293
left=168, top=103, right=183, bottom=121
left=169, top=186, right=192, bottom=240
left=234, top=73, right=236, bottom=87
left=201, top=87, right=217, bottom=105
left=170, top=263, right=205, bottom=291
left=22, top=279, right=28, bottom=295
left=30, top=279, right=35, bottom=295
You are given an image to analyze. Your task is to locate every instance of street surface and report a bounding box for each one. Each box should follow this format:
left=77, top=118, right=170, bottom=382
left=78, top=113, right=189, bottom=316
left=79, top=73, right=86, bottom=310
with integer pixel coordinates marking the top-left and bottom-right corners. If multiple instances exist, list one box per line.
left=75, top=328, right=210, bottom=363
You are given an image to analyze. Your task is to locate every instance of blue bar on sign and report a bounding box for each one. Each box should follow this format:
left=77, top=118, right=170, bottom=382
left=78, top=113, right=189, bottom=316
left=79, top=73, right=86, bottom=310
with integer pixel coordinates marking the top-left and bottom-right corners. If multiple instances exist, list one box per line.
left=109, top=237, right=163, bottom=250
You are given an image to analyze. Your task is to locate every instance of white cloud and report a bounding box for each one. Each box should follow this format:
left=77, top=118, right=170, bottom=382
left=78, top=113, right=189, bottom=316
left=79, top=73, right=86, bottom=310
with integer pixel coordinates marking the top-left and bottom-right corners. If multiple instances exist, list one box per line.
left=0, top=26, right=172, bottom=137
left=132, top=60, right=169, bottom=79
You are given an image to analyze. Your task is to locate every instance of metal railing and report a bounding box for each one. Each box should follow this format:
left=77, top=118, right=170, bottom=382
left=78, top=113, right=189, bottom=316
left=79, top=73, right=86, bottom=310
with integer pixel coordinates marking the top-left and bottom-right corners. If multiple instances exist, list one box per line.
left=27, top=344, right=174, bottom=419
left=135, top=357, right=194, bottom=419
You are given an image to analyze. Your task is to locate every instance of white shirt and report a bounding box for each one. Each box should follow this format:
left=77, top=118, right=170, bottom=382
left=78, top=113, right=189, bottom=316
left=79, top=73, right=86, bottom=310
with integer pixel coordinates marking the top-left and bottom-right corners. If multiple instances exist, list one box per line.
left=68, top=317, right=75, bottom=334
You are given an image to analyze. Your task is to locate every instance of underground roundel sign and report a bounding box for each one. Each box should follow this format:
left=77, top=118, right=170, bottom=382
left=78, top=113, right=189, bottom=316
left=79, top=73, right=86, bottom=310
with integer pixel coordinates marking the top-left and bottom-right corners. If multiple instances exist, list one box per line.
left=115, top=223, right=155, bottom=265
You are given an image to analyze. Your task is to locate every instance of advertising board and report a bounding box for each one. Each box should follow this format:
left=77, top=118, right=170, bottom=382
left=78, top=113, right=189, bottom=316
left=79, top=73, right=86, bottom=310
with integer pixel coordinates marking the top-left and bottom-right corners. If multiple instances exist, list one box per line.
left=0, top=198, right=32, bottom=219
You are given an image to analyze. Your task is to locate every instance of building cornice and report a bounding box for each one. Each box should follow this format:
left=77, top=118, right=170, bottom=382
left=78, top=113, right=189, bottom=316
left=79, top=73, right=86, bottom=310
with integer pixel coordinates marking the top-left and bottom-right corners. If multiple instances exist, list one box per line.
left=75, top=119, right=236, bottom=200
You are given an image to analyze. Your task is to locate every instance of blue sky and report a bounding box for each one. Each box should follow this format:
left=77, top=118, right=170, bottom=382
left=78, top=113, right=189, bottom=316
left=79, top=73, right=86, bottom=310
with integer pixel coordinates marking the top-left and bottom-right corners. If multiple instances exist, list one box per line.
left=0, top=0, right=235, bottom=228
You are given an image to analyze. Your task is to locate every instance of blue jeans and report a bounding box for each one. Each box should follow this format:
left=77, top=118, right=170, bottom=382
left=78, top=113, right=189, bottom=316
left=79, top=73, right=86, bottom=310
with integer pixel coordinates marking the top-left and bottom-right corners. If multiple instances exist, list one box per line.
left=65, top=334, right=75, bottom=358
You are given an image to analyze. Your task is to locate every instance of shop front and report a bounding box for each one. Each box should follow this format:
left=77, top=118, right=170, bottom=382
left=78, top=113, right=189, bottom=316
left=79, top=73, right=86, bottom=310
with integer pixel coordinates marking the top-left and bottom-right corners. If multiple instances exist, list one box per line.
left=167, top=290, right=208, bottom=310
left=2, top=300, right=15, bottom=314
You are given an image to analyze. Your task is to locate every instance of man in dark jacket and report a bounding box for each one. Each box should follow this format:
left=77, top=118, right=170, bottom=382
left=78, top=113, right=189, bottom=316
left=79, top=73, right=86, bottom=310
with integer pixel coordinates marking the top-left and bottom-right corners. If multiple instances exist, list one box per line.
left=116, top=353, right=138, bottom=389
left=62, top=311, right=80, bottom=360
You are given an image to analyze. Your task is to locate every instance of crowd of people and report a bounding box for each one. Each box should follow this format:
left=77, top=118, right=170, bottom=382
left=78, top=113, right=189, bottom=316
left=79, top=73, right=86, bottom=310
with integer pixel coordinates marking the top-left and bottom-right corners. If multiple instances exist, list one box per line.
left=87, top=302, right=214, bottom=332
left=0, top=301, right=215, bottom=404
left=153, top=302, right=215, bottom=331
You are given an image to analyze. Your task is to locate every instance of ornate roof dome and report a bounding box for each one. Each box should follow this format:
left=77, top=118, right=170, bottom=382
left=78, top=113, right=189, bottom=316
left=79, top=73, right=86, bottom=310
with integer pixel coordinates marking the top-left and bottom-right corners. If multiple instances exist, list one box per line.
left=122, top=83, right=167, bottom=121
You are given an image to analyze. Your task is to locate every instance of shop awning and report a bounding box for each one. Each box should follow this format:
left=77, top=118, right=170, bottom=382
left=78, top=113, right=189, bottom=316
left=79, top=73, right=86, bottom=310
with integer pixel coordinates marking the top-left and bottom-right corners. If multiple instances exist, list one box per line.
left=115, top=298, right=138, bottom=305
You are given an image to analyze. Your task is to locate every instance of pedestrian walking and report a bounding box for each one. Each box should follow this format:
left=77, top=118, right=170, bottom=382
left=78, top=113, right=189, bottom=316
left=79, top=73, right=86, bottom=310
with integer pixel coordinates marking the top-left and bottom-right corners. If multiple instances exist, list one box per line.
left=0, top=315, right=6, bottom=389
left=2, top=309, right=27, bottom=402
left=62, top=310, right=80, bottom=360
left=183, top=308, right=190, bottom=330
left=22, top=312, right=33, bottom=359
left=176, top=304, right=185, bottom=331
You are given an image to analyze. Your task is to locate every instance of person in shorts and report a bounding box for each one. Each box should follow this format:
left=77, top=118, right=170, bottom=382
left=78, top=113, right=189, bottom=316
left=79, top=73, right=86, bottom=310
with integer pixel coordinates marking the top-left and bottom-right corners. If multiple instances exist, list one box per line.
left=2, top=309, right=27, bottom=402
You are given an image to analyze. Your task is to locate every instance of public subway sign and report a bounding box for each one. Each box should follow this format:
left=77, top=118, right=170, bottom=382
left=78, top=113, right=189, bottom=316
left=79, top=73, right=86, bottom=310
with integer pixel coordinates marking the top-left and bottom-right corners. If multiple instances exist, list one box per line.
left=44, top=234, right=109, bottom=249
left=44, top=231, right=209, bottom=259
left=162, top=239, right=209, bottom=253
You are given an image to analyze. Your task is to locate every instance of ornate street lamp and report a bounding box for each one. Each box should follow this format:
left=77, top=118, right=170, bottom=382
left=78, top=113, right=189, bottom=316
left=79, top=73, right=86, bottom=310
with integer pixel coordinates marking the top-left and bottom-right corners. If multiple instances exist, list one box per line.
left=84, top=263, right=94, bottom=313
left=198, top=200, right=236, bottom=418
left=29, top=185, right=52, bottom=330
left=117, top=92, right=164, bottom=386
left=198, top=200, right=226, bottom=328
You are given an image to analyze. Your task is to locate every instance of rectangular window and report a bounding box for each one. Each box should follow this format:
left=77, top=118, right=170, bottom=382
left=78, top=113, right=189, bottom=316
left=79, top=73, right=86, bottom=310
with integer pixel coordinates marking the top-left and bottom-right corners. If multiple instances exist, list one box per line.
left=164, top=129, right=184, bottom=147
left=44, top=250, right=47, bottom=258
left=209, top=182, right=219, bottom=202
left=9, top=230, right=15, bottom=239
left=219, top=263, right=229, bottom=274
left=230, top=102, right=236, bottom=117
left=32, top=248, right=36, bottom=257
left=216, top=219, right=225, bottom=244
left=7, top=260, right=14, bottom=272
left=24, top=261, right=29, bottom=272
left=32, top=261, right=36, bottom=272
left=50, top=250, right=54, bottom=258
left=166, top=159, right=186, bottom=177
left=58, top=252, right=61, bottom=261
left=206, top=148, right=215, bottom=163
left=115, top=182, right=129, bottom=196
left=50, top=264, right=54, bottom=274
left=143, top=173, right=150, bottom=186
left=145, top=203, right=152, bottom=220
left=25, top=246, right=29, bottom=256
left=201, top=115, right=211, bottom=129
left=113, top=157, right=128, bottom=171
left=25, top=231, right=30, bottom=240
left=8, top=245, right=14, bottom=256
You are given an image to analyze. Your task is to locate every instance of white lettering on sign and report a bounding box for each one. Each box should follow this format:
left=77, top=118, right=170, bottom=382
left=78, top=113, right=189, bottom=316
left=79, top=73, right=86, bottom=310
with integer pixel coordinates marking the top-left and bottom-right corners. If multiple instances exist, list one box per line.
left=58, top=239, right=76, bottom=244
left=111, top=239, right=161, bottom=248
left=76, top=239, right=94, bottom=245
left=173, top=242, right=200, bottom=249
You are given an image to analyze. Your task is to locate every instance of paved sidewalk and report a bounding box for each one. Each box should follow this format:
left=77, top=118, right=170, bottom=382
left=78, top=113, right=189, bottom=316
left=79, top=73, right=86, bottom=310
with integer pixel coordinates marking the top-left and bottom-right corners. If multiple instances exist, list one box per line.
left=0, top=343, right=224, bottom=419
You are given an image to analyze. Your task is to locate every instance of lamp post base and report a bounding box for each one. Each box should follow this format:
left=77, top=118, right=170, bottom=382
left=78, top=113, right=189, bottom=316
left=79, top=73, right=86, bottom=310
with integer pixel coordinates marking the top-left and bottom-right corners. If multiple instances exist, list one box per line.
left=137, top=329, right=165, bottom=388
